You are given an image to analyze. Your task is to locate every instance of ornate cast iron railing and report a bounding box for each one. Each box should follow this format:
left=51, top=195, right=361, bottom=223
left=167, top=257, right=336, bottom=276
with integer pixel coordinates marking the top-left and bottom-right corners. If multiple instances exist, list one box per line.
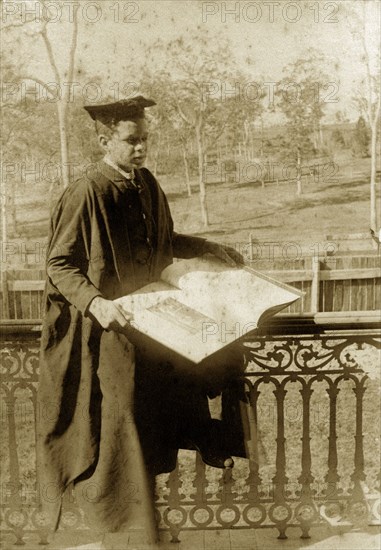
left=1, top=313, right=380, bottom=546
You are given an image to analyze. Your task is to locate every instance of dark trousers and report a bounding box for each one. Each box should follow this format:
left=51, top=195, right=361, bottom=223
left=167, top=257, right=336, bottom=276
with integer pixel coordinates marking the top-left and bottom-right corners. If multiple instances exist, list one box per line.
left=134, top=343, right=247, bottom=475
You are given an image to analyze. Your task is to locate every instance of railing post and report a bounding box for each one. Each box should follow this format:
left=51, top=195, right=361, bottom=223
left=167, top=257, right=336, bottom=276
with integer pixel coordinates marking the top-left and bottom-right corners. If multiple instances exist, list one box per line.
left=240, top=382, right=262, bottom=501
left=311, top=257, right=320, bottom=313
left=348, top=380, right=370, bottom=524
left=270, top=382, right=290, bottom=540
left=1, top=269, right=10, bottom=319
left=249, top=233, right=257, bottom=262
left=297, top=383, right=317, bottom=539
left=325, top=383, right=340, bottom=500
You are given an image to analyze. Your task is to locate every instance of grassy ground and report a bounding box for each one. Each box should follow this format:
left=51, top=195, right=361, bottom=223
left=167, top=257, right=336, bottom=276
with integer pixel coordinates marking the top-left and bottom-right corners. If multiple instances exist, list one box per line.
left=4, top=156, right=380, bottom=269
left=157, top=157, right=380, bottom=247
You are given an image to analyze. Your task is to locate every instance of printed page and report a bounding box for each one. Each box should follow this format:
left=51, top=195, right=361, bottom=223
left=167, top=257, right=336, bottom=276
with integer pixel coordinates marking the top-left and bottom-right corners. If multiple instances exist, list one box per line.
left=160, top=257, right=302, bottom=328
left=115, top=285, right=223, bottom=362
left=115, top=258, right=303, bottom=363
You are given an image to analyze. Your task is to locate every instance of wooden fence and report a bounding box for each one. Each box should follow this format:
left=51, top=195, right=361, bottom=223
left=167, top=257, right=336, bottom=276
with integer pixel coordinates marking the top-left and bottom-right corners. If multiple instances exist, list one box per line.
left=255, top=255, right=381, bottom=314
left=1, top=269, right=45, bottom=320
left=0, top=255, right=380, bottom=320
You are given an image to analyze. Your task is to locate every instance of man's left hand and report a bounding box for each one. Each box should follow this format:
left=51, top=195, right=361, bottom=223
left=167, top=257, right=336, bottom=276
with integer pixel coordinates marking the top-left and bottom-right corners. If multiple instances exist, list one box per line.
left=203, top=241, right=244, bottom=267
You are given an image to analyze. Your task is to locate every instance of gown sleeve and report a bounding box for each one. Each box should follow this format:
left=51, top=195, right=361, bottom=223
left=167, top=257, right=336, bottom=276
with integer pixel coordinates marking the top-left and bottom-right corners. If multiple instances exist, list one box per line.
left=46, top=181, right=103, bottom=314
left=172, top=232, right=207, bottom=259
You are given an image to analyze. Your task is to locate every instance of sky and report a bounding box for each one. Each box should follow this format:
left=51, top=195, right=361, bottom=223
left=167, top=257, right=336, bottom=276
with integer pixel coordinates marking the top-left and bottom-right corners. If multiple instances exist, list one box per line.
left=3, top=0, right=381, bottom=124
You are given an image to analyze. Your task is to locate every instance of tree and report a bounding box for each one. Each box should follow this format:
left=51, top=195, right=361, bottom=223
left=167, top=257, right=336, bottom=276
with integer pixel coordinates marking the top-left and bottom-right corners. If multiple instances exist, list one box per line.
left=136, top=69, right=193, bottom=193
left=277, top=49, right=333, bottom=195
left=278, top=132, right=316, bottom=195
left=351, top=116, right=370, bottom=158
left=331, top=129, right=346, bottom=150
left=1, top=62, right=32, bottom=236
left=1, top=53, right=63, bottom=238
left=3, top=0, right=80, bottom=188
left=144, top=29, right=263, bottom=226
left=345, top=1, right=381, bottom=232
left=177, top=129, right=193, bottom=196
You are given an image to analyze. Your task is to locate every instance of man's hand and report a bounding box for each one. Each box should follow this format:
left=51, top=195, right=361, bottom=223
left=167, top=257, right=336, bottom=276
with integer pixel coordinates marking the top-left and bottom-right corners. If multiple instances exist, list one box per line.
left=88, top=296, right=133, bottom=332
left=203, top=241, right=244, bottom=267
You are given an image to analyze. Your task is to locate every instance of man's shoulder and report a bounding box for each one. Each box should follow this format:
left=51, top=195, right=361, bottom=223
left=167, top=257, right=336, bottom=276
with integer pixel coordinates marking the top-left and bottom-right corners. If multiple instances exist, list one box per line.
left=82, top=161, right=119, bottom=192
left=63, top=162, right=119, bottom=198
left=53, top=165, right=107, bottom=210
left=55, top=176, right=91, bottom=204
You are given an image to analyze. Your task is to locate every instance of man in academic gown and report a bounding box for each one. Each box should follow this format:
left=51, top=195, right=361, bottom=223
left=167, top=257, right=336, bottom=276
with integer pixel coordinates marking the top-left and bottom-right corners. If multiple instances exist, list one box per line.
left=37, top=96, right=245, bottom=546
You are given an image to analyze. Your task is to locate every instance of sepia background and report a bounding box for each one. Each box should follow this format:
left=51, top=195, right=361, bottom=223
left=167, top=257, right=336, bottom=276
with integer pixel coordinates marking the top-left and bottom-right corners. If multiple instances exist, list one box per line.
left=1, top=1, right=380, bottom=549
left=1, top=0, right=380, bottom=264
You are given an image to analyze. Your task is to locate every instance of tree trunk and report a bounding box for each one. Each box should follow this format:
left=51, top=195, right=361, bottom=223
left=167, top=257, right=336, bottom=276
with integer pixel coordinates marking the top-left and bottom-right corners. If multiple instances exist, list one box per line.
left=314, top=126, right=319, bottom=150
left=260, top=160, right=265, bottom=189
left=297, top=150, right=302, bottom=195
left=9, top=191, right=18, bottom=236
left=370, top=121, right=379, bottom=231
left=260, top=119, right=265, bottom=188
left=181, top=141, right=192, bottom=196
left=1, top=180, right=7, bottom=246
left=57, top=102, right=70, bottom=188
left=319, top=123, right=324, bottom=147
left=0, top=181, right=9, bottom=316
left=196, top=125, right=209, bottom=226
left=153, top=130, right=162, bottom=177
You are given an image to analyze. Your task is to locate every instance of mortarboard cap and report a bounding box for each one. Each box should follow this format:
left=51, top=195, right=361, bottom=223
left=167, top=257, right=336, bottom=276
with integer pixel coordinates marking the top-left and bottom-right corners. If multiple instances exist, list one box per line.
left=84, top=95, right=156, bottom=126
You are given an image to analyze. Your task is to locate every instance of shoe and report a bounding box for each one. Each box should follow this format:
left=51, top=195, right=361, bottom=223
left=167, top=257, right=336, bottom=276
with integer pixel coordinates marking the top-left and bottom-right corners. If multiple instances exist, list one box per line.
left=186, top=440, right=234, bottom=469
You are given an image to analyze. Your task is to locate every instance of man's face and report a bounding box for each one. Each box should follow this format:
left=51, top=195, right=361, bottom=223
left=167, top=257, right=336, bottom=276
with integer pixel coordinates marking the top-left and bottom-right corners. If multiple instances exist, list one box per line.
left=102, top=118, right=148, bottom=171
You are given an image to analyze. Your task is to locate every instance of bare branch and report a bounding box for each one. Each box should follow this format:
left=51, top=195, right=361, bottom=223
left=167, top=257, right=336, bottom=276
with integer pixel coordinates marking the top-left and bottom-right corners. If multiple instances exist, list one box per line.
left=204, top=108, right=238, bottom=153
left=40, top=26, right=61, bottom=85
left=171, top=92, right=192, bottom=125
left=371, top=94, right=381, bottom=131
left=67, top=4, right=80, bottom=86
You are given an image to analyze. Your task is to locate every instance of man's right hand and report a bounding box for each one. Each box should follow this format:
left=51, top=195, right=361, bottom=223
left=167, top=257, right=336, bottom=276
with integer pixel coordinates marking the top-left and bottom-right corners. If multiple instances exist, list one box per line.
left=88, top=296, right=133, bottom=332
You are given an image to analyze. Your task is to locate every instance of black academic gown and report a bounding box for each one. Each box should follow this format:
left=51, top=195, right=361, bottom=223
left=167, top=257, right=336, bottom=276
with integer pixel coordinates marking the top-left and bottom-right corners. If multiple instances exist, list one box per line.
left=37, top=161, right=220, bottom=537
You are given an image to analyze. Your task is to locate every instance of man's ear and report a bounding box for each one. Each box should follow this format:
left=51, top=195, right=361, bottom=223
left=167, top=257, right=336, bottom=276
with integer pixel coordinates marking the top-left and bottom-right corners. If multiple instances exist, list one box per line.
left=98, top=134, right=109, bottom=151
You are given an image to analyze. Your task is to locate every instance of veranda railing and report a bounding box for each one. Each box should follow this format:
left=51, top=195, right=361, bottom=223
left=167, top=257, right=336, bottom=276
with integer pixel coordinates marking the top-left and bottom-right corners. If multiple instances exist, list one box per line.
left=0, top=313, right=380, bottom=546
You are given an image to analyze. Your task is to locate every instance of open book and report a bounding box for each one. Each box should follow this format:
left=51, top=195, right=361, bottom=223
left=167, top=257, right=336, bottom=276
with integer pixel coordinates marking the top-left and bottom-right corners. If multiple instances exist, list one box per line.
left=115, top=257, right=303, bottom=364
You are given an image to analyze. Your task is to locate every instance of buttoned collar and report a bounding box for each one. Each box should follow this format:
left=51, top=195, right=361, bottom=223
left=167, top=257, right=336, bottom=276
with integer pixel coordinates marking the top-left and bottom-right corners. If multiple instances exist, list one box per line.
left=98, top=159, right=142, bottom=193
left=103, top=156, right=135, bottom=180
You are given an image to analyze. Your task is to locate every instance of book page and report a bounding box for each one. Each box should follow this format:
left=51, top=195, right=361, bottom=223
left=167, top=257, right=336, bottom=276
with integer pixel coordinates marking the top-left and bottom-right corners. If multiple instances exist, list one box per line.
left=161, top=257, right=301, bottom=327
left=160, top=256, right=230, bottom=286
left=116, top=287, right=224, bottom=362
left=115, top=257, right=303, bottom=363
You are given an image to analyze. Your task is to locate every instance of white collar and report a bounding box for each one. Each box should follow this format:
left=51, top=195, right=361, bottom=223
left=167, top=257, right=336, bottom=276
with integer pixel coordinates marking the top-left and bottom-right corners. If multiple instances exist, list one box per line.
left=103, top=156, right=135, bottom=180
